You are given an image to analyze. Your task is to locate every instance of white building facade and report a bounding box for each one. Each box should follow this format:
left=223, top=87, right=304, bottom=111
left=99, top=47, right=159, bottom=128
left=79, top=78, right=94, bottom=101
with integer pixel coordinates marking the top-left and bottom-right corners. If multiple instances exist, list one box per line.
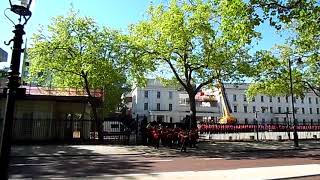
left=130, top=79, right=320, bottom=125
left=131, top=79, right=220, bottom=124
left=223, top=83, right=320, bottom=125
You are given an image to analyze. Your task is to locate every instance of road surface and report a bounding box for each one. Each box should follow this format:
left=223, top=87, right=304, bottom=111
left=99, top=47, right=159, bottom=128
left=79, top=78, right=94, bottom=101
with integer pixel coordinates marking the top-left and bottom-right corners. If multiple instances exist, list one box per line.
left=9, top=142, right=320, bottom=179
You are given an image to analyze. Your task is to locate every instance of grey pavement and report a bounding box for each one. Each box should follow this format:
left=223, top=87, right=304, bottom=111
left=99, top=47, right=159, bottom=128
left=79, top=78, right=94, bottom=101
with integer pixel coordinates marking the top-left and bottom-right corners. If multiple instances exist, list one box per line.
left=11, top=140, right=320, bottom=158
left=84, top=164, right=320, bottom=180
left=9, top=140, right=320, bottom=179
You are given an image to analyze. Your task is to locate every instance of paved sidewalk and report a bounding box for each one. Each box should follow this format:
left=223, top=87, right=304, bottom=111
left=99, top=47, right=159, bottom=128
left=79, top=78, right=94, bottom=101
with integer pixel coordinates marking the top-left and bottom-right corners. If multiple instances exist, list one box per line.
left=9, top=141, right=320, bottom=179
left=11, top=140, right=320, bottom=158
left=86, top=164, right=320, bottom=180
left=13, top=164, right=320, bottom=180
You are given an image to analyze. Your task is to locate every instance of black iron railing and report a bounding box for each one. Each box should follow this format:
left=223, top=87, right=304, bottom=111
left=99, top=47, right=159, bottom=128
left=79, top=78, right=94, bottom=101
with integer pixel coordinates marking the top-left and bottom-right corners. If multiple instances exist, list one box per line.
left=0, top=118, right=132, bottom=144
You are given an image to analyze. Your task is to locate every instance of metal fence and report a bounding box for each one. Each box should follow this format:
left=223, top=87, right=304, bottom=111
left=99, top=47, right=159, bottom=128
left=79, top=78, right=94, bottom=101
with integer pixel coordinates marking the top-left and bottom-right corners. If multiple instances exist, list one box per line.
left=0, top=118, right=133, bottom=144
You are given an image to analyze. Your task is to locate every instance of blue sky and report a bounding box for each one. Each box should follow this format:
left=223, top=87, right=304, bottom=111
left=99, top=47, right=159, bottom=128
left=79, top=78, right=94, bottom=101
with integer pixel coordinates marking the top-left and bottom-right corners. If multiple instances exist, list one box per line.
left=0, top=0, right=286, bottom=69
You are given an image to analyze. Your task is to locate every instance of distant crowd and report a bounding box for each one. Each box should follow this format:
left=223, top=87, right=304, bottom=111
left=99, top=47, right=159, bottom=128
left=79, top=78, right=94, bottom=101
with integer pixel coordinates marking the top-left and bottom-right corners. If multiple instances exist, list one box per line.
left=140, top=119, right=199, bottom=152
left=198, top=123, right=320, bottom=134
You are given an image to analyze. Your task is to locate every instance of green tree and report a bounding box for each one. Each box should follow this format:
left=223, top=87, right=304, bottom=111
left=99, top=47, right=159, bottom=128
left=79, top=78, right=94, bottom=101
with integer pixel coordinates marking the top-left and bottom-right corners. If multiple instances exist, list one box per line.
left=0, top=67, right=9, bottom=78
left=246, top=46, right=307, bottom=99
left=248, top=1, right=320, bottom=97
left=28, top=10, right=127, bottom=141
left=128, top=0, right=260, bottom=127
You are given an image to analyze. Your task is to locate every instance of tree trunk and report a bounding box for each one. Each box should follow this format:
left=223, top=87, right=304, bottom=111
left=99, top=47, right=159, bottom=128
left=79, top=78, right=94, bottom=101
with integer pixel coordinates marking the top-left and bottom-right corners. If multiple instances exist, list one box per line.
left=188, top=93, right=197, bottom=129
left=82, top=71, right=103, bottom=142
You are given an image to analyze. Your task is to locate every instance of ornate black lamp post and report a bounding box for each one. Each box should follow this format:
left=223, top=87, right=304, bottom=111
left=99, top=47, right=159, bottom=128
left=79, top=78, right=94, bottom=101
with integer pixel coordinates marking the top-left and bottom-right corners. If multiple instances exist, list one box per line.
left=0, top=0, right=33, bottom=178
left=288, top=58, right=299, bottom=147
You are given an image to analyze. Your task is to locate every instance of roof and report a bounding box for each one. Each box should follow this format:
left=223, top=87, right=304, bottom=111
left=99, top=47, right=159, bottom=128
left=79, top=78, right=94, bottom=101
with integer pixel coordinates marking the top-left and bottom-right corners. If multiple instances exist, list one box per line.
left=1, top=86, right=103, bottom=98
left=21, top=86, right=103, bottom=97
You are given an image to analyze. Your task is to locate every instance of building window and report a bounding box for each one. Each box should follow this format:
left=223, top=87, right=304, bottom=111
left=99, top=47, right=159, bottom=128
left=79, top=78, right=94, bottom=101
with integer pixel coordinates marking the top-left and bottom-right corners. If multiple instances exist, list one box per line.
left=310, top=108, right=313, bottom=114
left=269, top=96, right=272, bottom=102
left=270, top=107, right=273, bottom=113
left=285, top=96, right=288, bottom=103
left=170, top=117, right=173, bottom=123
left=253, top=106, right=256, bottom=113
left=157, top=91, right=161, bottom=99
left=233, top=94, right=237, bottom=102
left=252, top=96, right=255, bottom=102
left=169, top=91, right=173, bottom=99
left=169, top=103, right=172, bottom=111
left=303, top=119, right=306, bottom=125
left=278, top=107, right=281, bottom=113
left=262, top=118, right=265, bottom=124
left=233, top=106, right=237, bottom=113
left=144, top=103, right=148, bottom=110
left=243, top=95, right=247, bottom=102
left=311, top=119, right=314, bottom=125
left=270, top=118, right=274, bottom=125
left=111, top=124, right=120, bottom=129
left=275, top=117, right=279, bottom=124
left=286, top=107, right=289, bottom=113
left=278, top=97, right=281, bottom=103
left=157, top=103, right=160, bottom=111
left=23, top=112, right=33, bottom=120
left=245, top=118, right=248, bottom=124
left=144, top=91, right=148, bottom=98
left=261, top=96, right=264, bottom=102
left=317, top=108, right=319, bottom=114
left=309, top=97, right=312, bottom=104
left=316, top=98, right=319, bottom=104
left=244, top=105, right=248, bottom=113
left=302, top=108, right=305, bottom=114
left=301, top=98, right=304, bottom=104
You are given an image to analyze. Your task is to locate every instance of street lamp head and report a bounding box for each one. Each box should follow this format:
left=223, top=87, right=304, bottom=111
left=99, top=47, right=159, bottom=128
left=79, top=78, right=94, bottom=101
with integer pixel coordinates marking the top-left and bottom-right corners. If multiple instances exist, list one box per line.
left=9, top=0, right=32, bottom=17
left=296, top=57, right=303, bottom=64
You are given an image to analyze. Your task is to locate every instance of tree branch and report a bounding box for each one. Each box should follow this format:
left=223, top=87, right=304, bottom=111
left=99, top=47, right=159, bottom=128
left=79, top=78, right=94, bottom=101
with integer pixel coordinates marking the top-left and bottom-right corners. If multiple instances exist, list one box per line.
left=252, top=1, right=302, bottom=11
left=52, top=67, right=82, bottom=76
left=182, top=55, right=190, bottom=85
left=165, top=59, right=188, bottom=90
left=302, top=80, right=320, bottom=97
left=190, top=64, right=208, bottom=72
left=195, top=76, right=215, bottom=93
left=51, top=45, right=77, bottom=58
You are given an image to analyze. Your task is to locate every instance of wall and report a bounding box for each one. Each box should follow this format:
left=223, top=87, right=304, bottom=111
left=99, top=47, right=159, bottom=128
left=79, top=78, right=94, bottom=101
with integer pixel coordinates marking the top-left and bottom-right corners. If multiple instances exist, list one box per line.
left=130, top=80, right=320, bottom=125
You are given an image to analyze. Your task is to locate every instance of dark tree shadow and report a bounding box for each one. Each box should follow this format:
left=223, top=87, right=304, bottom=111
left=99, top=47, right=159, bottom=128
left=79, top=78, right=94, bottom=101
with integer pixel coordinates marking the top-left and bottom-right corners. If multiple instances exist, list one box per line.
left=10, top=145, right=156, bottom=179
left=9, top=140, right=320, bottom=178
left=123, top=140, right=320, bottom=160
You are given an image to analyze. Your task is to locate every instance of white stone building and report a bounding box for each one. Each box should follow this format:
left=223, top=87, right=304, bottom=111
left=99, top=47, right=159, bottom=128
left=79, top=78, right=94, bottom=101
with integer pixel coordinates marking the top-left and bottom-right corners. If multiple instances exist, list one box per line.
left=129, top=79, right=320, bottom=125
left=222, top=83, right=320, bottom=125
left=130, top=79, right=220, bottom=124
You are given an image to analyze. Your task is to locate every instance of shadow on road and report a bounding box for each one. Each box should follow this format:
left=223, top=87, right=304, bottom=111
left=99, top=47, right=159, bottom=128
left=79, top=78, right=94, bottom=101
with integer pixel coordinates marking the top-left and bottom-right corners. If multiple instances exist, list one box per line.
left=9, top=140, right=320, bottom=179
left=10, top=145, right=156, bottom=179
left=125, top=140, right=320, bottom=160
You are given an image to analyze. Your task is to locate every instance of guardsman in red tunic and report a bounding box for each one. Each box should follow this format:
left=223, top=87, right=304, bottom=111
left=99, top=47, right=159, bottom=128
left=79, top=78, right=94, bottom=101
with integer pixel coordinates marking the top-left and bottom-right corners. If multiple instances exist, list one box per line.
left=189, top=129, right=198, bottom=148
left=160, top=127, right=168, bottom=146
left=167, top=129, right=174, bottom=148
left=172, top=128, right=180, bottom=146
left=179, top=130, right=188, bottom=152
left=152, top=128, right=160, bottom=149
